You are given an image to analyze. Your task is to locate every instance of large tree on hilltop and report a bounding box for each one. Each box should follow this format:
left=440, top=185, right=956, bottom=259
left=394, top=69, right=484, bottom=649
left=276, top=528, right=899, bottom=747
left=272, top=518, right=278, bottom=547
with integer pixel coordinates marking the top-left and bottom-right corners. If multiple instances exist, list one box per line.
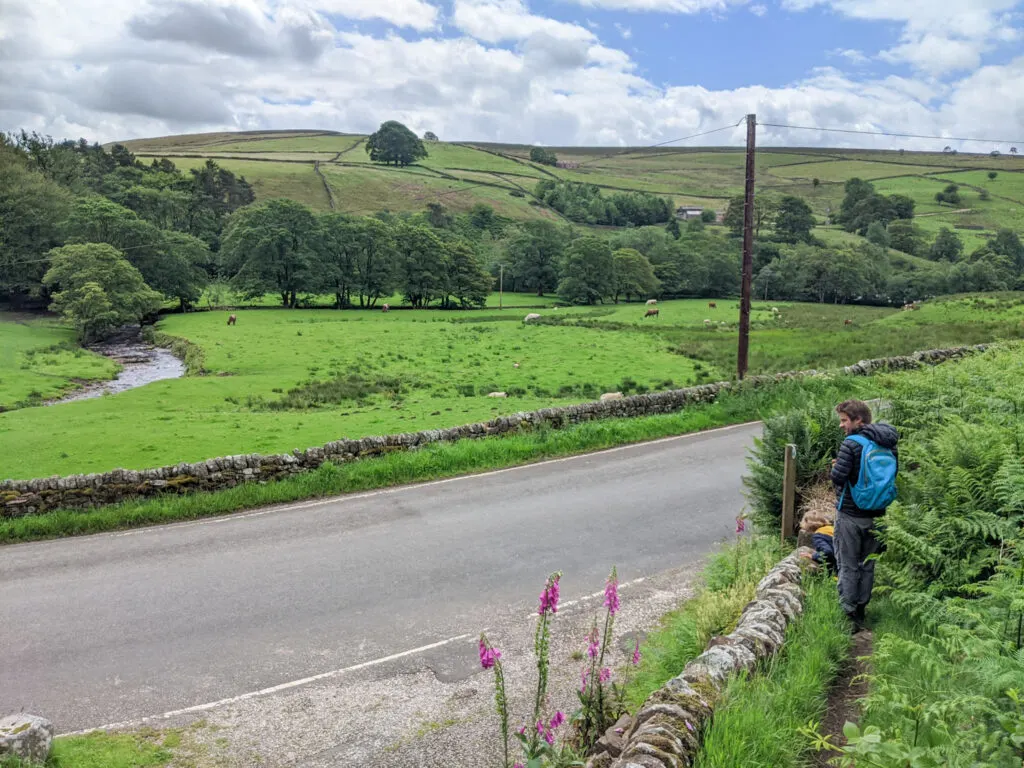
left=365, top=121, right=428, bottom=167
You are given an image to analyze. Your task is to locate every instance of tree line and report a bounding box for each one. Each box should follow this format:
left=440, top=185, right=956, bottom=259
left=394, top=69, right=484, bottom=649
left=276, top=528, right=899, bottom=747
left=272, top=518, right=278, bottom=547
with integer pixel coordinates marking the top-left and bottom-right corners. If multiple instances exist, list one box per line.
left=534, top=180, right=674, bottom=227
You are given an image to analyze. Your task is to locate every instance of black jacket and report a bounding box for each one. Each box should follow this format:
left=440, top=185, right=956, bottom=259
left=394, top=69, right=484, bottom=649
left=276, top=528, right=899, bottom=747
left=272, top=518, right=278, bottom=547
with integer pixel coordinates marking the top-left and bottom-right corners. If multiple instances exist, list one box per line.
left=831, top=423, right=899, bottom=517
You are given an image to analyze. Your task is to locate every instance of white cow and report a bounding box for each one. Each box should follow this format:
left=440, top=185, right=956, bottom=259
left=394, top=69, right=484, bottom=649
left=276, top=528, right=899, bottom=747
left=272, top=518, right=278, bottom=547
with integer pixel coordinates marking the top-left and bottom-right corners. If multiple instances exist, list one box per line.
left=646, top=299, right=657, bottom=306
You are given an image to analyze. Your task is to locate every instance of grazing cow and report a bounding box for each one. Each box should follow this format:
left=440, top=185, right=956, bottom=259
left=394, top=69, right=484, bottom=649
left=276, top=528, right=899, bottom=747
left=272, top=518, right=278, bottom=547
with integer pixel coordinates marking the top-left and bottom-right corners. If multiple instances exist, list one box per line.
left=600, top=392, right=624, bottom=402
left=382, top=303, right=390, bottom=312
left=227, top=314, right=237, bottom=326
left=487, top=391, right=507, bottom=398
left=644, top=308, right=659, bottom=319
left=844, top=319, right=853, bottom=326
left=524, top=313, right=541, bottom=323
left=646, top=299, right=657, bottom=306
left=708, top=302, right=717, bottom=309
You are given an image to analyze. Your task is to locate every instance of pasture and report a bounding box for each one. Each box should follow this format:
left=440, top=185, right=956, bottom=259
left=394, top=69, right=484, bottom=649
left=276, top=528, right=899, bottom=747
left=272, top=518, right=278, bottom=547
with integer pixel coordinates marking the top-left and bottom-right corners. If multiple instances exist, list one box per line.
left=117, top=130, right=1024, bottom=248
left=6, top=294, right=1024, bottom=481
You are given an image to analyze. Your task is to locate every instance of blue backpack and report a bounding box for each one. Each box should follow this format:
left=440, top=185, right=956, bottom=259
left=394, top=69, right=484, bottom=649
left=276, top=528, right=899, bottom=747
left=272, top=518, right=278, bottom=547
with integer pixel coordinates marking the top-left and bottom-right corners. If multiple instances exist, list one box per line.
left=843, top=433, right=898, bottom=511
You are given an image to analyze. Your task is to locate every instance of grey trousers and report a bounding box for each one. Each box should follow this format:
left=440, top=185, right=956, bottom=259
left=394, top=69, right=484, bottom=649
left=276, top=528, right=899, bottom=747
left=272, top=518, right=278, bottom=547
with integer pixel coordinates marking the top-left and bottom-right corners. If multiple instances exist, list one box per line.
left=835, top=511, right=882, bottom=615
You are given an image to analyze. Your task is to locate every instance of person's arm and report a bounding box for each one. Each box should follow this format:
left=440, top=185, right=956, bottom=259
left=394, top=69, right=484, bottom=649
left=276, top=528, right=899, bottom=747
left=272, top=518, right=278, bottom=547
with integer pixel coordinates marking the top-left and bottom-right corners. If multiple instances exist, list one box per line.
left=831, top=439, right=855, bottom=487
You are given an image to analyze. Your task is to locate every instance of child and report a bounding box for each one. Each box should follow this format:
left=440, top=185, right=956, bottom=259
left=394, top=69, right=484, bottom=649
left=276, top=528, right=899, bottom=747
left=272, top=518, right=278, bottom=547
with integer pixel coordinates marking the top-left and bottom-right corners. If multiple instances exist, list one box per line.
left=799, top=510, right=837, bottom=574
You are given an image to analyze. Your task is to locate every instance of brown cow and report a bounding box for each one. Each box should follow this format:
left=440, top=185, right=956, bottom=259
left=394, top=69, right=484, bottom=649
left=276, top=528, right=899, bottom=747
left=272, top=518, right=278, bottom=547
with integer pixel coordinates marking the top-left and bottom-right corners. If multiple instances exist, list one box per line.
left=708, top=302, right=717, bottom=309
left=227, top=314, right=237, bottom=326
left=644, top=307, right=659, bottom=319
left=844, top=319, right=852, bottom=326
left=382, top=303, right=390, bottom=313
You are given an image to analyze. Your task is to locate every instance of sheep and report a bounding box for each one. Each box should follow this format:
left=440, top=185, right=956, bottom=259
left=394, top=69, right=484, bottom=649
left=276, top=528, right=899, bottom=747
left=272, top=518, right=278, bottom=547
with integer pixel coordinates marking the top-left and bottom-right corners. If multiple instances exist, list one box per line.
left=643, top=308, right=659, bottom=319
left=513, top=362, right=520, bottom=369
left=703, top=319, right=711, bottom=328
left=646, top=299, right=657, bottom=306
left=600, top=392, right=624, bottom=402
left=227, top=314, right=237, bottom=326
left=487, top=391, right=508, bottom=398
left=524, top=313, right=541, bottom=323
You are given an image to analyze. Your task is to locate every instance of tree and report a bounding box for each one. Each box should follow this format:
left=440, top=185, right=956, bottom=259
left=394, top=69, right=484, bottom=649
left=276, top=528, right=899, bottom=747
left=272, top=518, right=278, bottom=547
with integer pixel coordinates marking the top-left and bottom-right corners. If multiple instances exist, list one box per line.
left=365, top=121, right=428, bottom=166
left=43, top=243, right=162, bottom=342
left=423, top=131, right=438, bottom=141
left=468, top=203, right=497, bottom=233
left=774, top=196, right=815, bottom=243
left=700, top=209, right=716, bottom=224
left=397, top=224, right=445, bottom=307
left=442, top=240, right=492, bottom=308
left=1012, top=147, right=1018, bottom=156
left=866, top=221, right=890, bottom=249
left=888, top=194, right=915, bottom=221
left=315, top=213, right=359, bottom=308
left=506, top=220, right=564, bottom=296
left=812, top=178, right=820, bottom=190
left=611, top=248, right=659, bottom=303
left=838, top=178, right=875, bottom=229
left=935, top=184, right=962, bottom=207
left=988, top=171, right=998, bottom=180
left=665, top=217, right=681, bottom=240
left=929, top=227, right=964, bottom=262
left=351, top=217, right=398, bottom=307
left=0, top=143, right=71, bottom=304
left=157, top=231, right=211, bottom=310
left=991, top=228, right=1024, bottom=270
left=557, top=237, right=613, bottom=305
left=723, top=194, right=778, bottom=236
left=529, top=147, right=558, bottom=166
left=221, top=198, right=318, bottom=307
left=887, top=219, right=926, bottom=256
left=425, top=202, right=453, bottom=229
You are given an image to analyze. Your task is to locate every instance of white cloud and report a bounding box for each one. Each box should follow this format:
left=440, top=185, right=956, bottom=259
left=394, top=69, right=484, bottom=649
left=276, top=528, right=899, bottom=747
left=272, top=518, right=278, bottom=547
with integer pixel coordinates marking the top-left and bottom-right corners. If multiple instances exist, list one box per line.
left=783, top=0, right=1022, bottom=77
left=615, top=22, right=633, bottom=37
left=452, top=0, right=595, bottom=42
left=2, top=0, right=1024, bottom=155
left=749, top=3, right=767, bottom=15
left=307, top=0, right=438, bottom=30
left=566, top=0, right=747, bottom=13
left=829, top=48, right=869, bottom=64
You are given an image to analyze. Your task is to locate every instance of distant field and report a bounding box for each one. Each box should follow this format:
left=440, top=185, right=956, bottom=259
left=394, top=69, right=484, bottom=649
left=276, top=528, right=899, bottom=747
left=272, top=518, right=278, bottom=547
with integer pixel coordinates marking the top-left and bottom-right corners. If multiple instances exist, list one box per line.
left=164, top=156, right=330, bottom=209
left=767, top=160, right=955, bottom=182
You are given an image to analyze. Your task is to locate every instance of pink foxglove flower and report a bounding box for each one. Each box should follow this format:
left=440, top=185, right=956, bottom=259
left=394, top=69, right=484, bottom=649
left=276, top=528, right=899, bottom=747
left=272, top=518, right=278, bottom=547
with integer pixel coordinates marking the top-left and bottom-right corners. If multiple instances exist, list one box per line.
left=478, top=638, right=501, bottom=669
left=735, top=515, right=746, bottom=534
left=604, top=566, right=620, bottom=616
left=586, top=625, right=600, bottom=659
left=632, top=637, right=642, bottom=666
left=599, top=667, right=611, bottom=684
left=550, top=711, right=565, bottom=730
left=538, top=572, right=562, bottom=615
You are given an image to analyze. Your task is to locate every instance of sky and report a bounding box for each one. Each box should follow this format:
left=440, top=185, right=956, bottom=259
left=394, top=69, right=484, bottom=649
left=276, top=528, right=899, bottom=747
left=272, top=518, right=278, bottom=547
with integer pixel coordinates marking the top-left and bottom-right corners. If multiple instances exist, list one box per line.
left=1, top=0, right=1022, bottom=151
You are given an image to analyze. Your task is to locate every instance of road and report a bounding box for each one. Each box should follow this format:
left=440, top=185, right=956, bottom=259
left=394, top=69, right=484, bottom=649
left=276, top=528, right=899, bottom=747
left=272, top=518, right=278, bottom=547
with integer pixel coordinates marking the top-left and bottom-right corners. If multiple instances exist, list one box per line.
left=0, top=422, right=760, bottom=733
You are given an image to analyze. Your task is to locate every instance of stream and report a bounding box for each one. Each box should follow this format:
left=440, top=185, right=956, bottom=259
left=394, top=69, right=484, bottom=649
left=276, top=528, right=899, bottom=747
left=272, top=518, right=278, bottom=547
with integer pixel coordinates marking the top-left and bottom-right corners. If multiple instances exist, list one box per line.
left=49, top=342, right=185, bottom=405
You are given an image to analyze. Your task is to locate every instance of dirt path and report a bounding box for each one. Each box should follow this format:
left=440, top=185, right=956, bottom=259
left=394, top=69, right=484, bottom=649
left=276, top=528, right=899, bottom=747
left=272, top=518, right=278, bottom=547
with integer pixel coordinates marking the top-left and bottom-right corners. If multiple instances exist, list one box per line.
left=814, top=629, right=873, bottom=766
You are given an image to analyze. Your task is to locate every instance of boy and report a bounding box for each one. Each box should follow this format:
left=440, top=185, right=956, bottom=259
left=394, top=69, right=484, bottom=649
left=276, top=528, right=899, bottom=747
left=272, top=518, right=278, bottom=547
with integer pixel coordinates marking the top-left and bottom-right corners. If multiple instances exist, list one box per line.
left=831, top=400, right=899, bottom=631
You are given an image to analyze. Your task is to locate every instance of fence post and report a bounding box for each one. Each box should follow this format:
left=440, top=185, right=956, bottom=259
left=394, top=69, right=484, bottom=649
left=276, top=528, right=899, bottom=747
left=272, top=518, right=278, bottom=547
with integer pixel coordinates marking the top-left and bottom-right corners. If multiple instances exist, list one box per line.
left=781, top=443, right=797, bottom=542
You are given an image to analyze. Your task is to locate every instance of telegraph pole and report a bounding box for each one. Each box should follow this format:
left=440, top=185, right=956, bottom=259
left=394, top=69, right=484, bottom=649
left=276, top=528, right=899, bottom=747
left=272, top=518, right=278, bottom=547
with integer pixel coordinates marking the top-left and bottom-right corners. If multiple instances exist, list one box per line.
left=499, top=264, right=504, bottom=309
left=737, top=113, right=756, bottom=381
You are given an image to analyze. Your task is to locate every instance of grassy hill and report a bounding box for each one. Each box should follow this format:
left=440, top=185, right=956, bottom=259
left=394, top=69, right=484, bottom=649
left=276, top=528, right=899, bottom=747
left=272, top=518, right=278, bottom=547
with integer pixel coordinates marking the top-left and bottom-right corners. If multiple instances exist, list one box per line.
left=117, top=130, right=1024, bottom=245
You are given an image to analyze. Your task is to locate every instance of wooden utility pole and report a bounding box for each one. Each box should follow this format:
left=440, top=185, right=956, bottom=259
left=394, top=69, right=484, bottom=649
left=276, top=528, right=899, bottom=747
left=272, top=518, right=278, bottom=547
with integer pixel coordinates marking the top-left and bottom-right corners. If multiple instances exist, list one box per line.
left=737, top=113, right=757, bottom=381
left=781, top=443, right=797, bottom=542
left=499, top=264, right=504, bottom=310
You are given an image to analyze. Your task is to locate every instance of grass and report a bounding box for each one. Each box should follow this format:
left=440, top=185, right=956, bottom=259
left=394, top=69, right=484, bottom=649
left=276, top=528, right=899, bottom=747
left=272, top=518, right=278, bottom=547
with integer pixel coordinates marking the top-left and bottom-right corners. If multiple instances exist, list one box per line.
left=0, top=375, right=870, bottom=543
left=766, top=160, right=956, bottom=182
left=7, top=295, right=1024, bottom=480
left=153, top=156, right=330, bottom=209
left=695, top=577, right=849, bottom=768
left=0, top=313, right=117, bottom=410
left=0, top=729, right=173, bottom=768
left=624, top=535, right=788, bottom=709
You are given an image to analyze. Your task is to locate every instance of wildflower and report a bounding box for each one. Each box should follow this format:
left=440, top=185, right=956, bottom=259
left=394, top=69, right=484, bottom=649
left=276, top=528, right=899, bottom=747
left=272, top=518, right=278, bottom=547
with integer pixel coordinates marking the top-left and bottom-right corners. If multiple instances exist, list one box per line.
left=632, top=637, right=642, bottom=666
left=478, top=638, right=501, bottom=670
left=604, top=566, right=620, bottom=616
left=538, top=572, right=562, bottom=615
left=685, top=720, right=694, bottom=733
left=599, top=667, right=611, bottom=684
left=544, top=729, right=555, bottom=745
left=518, top=726, right=526, bottom=736
left=580, top=668, right=590, bottom=693
left=514, top=764, right=525, bottom=768
left=550, top=711, right=565, bottom=730
left=735, top=515, right=746, bottom=534
left=586, top=625, right=600, bottom=659
left=536, top=720, right=545, bottom=735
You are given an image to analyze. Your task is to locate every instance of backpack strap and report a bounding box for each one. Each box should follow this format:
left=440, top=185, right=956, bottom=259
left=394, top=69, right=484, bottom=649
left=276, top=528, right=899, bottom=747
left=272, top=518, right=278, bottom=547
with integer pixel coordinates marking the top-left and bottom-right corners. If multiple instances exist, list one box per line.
left=845, top=433, right=872, bottom=449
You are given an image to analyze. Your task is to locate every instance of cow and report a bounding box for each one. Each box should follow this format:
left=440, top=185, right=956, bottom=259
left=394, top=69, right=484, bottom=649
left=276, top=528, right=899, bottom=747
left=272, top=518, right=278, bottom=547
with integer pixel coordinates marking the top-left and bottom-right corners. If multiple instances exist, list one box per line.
left=844, top=319, right=853, bottom=326
left=646, top=299, right=657, bottom=306
left=708, top=302, right=717, bottom=309
left=227, top=314, right=237, bottom=326
left=644, top=308, right=659, bottom=319
left=524, top=313, right=541, bottom=323
left=382, top=303, right=390, bottom=312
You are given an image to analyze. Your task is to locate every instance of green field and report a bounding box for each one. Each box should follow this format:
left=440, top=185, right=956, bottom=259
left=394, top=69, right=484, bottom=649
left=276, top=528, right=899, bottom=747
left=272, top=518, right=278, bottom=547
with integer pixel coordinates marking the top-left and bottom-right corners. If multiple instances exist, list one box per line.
left=114, top=131, right=1024, bottom=248
left=7, top=294, right=1024, bottom=480
left=0, top=313, right=117, bottom=410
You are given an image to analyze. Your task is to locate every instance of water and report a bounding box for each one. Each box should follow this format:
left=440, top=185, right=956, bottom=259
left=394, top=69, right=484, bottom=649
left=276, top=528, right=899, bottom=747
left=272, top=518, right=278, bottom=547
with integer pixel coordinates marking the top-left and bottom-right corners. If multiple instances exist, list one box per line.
left=50, top=343, right=185, bottom=405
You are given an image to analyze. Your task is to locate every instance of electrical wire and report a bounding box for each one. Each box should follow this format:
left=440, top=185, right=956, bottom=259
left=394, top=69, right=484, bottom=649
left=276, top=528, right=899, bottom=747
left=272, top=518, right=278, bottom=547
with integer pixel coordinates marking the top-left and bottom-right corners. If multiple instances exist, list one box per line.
left=758, top=122, right=1022, bottom=147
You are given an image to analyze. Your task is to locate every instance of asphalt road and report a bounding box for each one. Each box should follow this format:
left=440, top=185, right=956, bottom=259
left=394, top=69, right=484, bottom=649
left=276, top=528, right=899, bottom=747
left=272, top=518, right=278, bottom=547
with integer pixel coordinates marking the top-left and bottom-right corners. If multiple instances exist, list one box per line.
left=0, top=422, right=761, bottom=732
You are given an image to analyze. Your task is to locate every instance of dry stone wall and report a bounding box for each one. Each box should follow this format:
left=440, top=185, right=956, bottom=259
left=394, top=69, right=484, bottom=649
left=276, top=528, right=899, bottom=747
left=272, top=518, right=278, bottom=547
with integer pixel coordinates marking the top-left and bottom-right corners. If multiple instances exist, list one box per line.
left=1, top=345, right=986, bottom=517
left=586, top=547, right=816, bottom=768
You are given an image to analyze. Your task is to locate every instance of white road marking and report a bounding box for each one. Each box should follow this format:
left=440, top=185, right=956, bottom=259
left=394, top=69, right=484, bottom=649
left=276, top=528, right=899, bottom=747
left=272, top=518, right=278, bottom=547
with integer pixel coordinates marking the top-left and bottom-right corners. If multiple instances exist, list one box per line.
left=98, top=420, right=760, bottom=540
left=60, top=631, right=480, bottom=736
left=525, top=576, right=647, bottom=618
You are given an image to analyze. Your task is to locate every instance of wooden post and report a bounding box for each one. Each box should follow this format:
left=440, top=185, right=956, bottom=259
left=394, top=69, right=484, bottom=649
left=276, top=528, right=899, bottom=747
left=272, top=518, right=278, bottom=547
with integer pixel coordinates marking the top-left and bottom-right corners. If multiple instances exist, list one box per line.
left=737, top=113, right=757, bottom=381
left=781, top=443, right=797, bottom=542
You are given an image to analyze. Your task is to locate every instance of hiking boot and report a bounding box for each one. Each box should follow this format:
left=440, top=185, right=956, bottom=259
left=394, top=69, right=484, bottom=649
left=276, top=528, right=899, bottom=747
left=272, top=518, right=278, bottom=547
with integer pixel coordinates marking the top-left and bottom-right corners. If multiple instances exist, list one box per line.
left=845, top=611, right=866, bottom=634
left=855, top=604, right=868, bottom=628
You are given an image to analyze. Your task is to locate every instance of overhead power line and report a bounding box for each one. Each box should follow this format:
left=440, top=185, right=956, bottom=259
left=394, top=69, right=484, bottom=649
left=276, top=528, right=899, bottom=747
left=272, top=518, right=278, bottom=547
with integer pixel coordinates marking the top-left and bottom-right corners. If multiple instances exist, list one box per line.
left=759, top=122, right=1022, bottom=146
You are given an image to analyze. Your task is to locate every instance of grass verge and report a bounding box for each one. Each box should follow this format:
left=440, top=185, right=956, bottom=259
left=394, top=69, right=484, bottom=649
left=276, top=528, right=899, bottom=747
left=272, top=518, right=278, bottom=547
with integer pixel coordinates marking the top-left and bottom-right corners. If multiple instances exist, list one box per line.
left=0, top=376, right=868, bottom=544
left=624, top=535, right=788, bottom=709
left=0, top=729, right=173, bottom=768
left=695, top=576, right=849, bottom=768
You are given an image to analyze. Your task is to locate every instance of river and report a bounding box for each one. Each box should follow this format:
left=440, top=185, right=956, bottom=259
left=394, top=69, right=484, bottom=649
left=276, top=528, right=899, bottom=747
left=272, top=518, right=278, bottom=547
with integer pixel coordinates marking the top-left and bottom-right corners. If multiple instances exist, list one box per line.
left=50, top=342, right=185, bottom=405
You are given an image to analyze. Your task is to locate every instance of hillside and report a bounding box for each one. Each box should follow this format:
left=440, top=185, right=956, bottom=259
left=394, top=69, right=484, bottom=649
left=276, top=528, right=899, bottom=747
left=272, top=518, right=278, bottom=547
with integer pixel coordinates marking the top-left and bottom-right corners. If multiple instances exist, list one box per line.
left=117, top=130, right=1024, bottom=245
